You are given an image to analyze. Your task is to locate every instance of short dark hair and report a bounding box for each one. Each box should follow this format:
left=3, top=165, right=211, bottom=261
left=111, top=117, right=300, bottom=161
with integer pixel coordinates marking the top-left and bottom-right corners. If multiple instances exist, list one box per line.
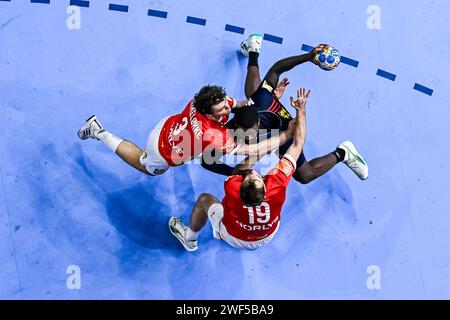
left=239, top=171, right=266, bottom=206
left=233, top=106, right=259, bottom=130
left=193, top=85, right=227, bottom=115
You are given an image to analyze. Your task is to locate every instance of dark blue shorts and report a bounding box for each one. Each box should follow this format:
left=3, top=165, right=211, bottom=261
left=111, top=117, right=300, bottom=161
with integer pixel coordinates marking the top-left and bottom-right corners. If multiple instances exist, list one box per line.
left=250, top=79, right=307, bottom=168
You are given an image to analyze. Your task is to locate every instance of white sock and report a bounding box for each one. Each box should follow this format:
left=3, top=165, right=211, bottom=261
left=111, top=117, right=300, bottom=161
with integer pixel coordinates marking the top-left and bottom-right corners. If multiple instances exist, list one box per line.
left=96, top=130, right=123, bottom=153
left=186, top=227, right=199, bottom=241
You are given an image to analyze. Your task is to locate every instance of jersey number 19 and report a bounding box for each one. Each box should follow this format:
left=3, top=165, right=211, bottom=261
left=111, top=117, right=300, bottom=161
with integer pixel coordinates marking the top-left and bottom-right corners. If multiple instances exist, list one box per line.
left=244, top=202, right=271, bottom=225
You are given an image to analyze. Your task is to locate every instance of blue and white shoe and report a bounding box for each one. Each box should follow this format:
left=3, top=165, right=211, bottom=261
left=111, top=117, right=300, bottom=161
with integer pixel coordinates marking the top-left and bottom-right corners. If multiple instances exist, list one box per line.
left=338, top=141, right=369, bottom=180
left=240, top=34, right=263, bottom=56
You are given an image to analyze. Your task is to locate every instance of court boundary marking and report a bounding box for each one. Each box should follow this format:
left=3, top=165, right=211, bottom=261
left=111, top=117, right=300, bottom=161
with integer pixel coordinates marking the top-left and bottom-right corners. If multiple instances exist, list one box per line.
left=0, top=0, right=435, bottom=96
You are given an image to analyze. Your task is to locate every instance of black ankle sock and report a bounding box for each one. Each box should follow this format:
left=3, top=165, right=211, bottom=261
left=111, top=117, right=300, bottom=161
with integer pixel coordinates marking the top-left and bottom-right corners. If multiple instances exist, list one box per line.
left=248, top=52, right=259, bottom=68
left=334, top=148, right=346, bottom=162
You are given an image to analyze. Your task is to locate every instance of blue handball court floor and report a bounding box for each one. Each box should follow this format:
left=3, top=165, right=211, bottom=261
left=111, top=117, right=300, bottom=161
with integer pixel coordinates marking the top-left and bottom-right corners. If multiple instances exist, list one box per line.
left=1, top=0, right=450, bottom=299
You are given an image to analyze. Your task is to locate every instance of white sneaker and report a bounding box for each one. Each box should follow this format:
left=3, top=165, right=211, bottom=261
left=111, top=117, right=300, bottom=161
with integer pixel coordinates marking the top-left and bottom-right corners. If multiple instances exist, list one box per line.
left=338, top=141, right=369, bottom=180
left=168, top=217, right=198, bottom=252
left=77, top=115, right=104, bottom=140
left=240, top=34, right=263, bottom=56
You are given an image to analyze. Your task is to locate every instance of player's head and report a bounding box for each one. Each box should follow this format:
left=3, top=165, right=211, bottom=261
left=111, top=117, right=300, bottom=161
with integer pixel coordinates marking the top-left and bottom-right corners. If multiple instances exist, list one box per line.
left=233, top=106, right=260, bottom=143
left=194, top=85, right=230, bottom=117
left=240, top=169, right=266, bottom=206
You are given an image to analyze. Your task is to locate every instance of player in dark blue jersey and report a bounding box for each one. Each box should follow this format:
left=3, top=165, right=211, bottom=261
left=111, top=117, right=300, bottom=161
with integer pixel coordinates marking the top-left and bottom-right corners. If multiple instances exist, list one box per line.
left=202, top=35, right=368, bottom=182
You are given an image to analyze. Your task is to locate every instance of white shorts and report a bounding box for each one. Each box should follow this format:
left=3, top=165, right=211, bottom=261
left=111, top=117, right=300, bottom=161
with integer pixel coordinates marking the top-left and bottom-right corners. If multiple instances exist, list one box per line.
left=207, top=203, right=279, bottom=250
left=139, top=117, right=170, bottom=176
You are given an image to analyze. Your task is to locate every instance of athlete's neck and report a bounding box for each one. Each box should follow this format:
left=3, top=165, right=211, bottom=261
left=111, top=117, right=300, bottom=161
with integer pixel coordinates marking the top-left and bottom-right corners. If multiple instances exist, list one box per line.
left=206, top=114, right=223, bottom=122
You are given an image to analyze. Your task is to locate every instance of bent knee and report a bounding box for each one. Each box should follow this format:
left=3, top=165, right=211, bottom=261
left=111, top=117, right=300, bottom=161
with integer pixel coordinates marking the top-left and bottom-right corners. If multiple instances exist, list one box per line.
left=293, top=171, right=312, bottom=184
left=293, top=167, right=318, bottom=184
left=198, top=193, right=218, bottom=204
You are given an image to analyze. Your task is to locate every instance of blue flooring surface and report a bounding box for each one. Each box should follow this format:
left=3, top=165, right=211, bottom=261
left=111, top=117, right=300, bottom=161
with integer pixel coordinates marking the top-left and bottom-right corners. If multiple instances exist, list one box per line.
left=0, top=0, right=449, bottom=299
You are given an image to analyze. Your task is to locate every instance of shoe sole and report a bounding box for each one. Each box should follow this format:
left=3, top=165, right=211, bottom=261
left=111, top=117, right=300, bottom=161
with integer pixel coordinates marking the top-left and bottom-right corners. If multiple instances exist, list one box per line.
left=341, top=141, right=369, bottom=180
left=168, top=218, right=197, bottom=252
left=85, top=114, right=96, bottom=122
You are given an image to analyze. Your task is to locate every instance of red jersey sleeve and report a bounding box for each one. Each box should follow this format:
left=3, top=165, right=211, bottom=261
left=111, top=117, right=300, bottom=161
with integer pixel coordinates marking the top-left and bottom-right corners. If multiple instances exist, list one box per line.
left=226, top=96, right=238, bottom=109
left=223, top=175, right=243, bottom=201
left=265, top=154, right=297, bottom=189
left=203, top=127, right=239, bottom=154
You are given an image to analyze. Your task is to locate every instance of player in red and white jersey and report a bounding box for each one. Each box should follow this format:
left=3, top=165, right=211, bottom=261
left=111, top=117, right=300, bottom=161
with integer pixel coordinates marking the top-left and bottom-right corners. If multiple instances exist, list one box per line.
left=157, top=95, right=239, bottom=167
left=77, top=85, right=292, bottom=176
left=168, top=87, right=309, bottom=251
left=220, top=153, right=296, bottom=243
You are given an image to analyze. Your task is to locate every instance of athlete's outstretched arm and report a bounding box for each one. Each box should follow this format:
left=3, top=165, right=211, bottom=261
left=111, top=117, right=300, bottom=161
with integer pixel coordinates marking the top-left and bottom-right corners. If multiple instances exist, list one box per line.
left=264, top=44, right=328, bottom=88
left=233, top=124, right=294, bottom=157
left=264, top=52, right=314, bottom=88
left=285, top=88, right=309, bottom=161
left=201, top=153, right=235, bottom=176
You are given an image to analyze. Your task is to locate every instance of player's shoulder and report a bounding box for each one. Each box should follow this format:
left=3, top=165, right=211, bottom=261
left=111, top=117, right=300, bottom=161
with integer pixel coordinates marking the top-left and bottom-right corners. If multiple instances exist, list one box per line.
left=223, top=175, right=243, bottom=201
left=267, top=155, right=297, bottom=178
left=224, top=175, right=244, bottom=191
left=180, top=99, right=195, bottom=113
left=225, top=175, right=243, bottom=184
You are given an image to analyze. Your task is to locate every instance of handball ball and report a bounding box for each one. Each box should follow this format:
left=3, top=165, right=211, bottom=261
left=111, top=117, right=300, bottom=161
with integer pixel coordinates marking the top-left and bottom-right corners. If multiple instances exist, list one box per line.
left=314, top=45, right=341, bottom=71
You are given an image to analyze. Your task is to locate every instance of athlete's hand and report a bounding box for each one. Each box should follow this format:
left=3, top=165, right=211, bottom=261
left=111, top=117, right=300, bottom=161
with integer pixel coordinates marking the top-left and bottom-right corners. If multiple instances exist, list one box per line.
left=311, top=44, right=328, bottom=64
left=290, top=88, right=310, bottom=116
left=290, top=88, right=309, bottom=143
left=274, top=77, right=290, bottom=99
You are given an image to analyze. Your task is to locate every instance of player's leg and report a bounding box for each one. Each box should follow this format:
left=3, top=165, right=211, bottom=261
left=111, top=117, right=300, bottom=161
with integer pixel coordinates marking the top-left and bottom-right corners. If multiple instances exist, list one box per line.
left=169, top=193, right=220, bottom=252
left=115, top=140, right=149, bottom=174
left=277, top=137, right=343, bottom=184
left=293, top=141, right=369, bottom=183
left=240, top=34, right=263, bottom=98
left=189, top=193, right=220, bottom=232
left=245, top=55, right=261, bottom=99
left=77, top=115, right=151, bottom=175
left=293, top=152, right=340, bottom=184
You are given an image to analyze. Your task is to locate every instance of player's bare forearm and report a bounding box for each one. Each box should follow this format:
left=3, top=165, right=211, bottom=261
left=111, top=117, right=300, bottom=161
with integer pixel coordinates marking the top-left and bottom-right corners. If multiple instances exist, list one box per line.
left=201, top=159, right=235, bottom=176
left=293, top=108, right=307, bottom=146
left=265, top=53, right=315, bottom=88
left=286, top=121, right=306, bottom=160
left=264, top=130, right=293, bottom=154
left=290, top=121, right=306, bottom=155
left=235, top=130, right=291, bottom=157
left=286, top=88, right=309, bottom=160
